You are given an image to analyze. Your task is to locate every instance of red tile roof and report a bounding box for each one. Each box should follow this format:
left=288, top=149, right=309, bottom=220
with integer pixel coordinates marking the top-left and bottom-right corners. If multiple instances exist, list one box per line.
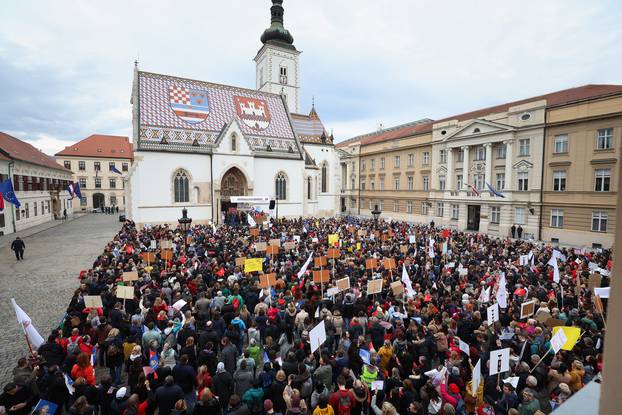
left=337, top=84, right=622, bottom=148
left=0, top=132, right=71, bottom=172
left=55, top=134, right=133, bottom=159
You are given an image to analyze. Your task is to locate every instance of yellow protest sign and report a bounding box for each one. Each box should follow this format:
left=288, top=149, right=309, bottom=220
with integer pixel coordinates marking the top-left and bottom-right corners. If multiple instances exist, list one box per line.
left=552, top=326, right=582, bottom=351
left=356, top=242, right=361, bottom=251
left=244, top=258, right=263, bottom=273
left=328, top=234, right=339, bottom=247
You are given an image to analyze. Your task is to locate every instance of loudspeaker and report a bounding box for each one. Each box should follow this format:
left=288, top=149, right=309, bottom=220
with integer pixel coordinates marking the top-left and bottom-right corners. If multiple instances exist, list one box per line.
left=269, top=200, right=276, bottom=210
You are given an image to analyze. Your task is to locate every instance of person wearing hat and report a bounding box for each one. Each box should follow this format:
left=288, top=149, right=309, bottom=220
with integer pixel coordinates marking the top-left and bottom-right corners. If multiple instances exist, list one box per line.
left=111, top=387, right=129, bottom=415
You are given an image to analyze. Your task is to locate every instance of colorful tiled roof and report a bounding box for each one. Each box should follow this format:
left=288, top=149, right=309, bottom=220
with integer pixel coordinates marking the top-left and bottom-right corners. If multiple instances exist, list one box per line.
left=55, top=134, right=132, bottom=159
left=137, top=71, right=299, bottom=155
left=0, top=132, right=71, bottom=172
left=291, top=108, right=331, bottom=144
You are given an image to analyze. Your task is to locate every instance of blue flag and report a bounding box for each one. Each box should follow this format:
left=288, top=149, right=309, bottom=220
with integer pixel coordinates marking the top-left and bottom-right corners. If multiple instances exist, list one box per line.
left=111, top=166, right=123, bottom=175
left=149, top=350, right=159, bottom=370
left=0, top=179, right=21, bottom=208
left=73, top=182, right=83, bottom=199
left=486, top=182, right=505, bottom=198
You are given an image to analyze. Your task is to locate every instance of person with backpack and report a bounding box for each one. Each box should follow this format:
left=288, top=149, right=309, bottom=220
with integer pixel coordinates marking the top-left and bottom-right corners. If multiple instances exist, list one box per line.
left=312, top=395, right=334, bottom=415
left=439, top=373, right=465, bottom=415
left=328, top=376, right=354, bottom=415
left=242, top=379, right=264, bottom=415
left=103, top=328, right=124, bottom=386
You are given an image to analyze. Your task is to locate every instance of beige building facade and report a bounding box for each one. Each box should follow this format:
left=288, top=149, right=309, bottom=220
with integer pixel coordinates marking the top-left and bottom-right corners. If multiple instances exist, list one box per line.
left=337, top=85, right=622, bottom=248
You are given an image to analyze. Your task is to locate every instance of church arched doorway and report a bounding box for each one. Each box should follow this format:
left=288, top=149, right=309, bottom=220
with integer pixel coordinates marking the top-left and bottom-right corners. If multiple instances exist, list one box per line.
left=220, top=167, right=248, bottom=214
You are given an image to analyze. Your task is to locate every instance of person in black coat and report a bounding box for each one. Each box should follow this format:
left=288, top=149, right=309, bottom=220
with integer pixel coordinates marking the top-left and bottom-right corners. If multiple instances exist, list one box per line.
left=11, top=237, right=25, bottom=260
left=154, top=376, right=184, bottom=415
left=38, top=335, right=66, bottom=367
left=172, top=355, right=197, bottom=398
left=212, top=363, right=234, bottom=410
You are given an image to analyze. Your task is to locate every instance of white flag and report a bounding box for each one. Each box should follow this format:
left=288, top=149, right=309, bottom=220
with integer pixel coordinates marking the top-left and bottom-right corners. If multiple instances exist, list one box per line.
left=401, top=266, right=416, bottom=297
left=496, top=274, right=508, bottom=308
left=247, top=214, right=257, bottom=227
left=478, top=286, right=491, bottom=303
left=297, top=253, right=314, bottom=279
left=472, top=359, right=481, bottom=396
left=548, top=256, right=560, bottom=283
left=11, top=298, right=44, bottom=349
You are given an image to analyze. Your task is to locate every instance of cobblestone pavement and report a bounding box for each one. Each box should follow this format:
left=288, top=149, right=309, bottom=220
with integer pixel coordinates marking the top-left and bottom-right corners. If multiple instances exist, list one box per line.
left=0, top=213, right=121, bottom=385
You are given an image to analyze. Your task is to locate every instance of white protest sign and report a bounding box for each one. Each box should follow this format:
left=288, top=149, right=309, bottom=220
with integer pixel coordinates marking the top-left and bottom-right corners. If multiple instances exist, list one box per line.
left=594, top=287, right=610, bottom=298
left=409, top=235, right=416, bottom=244
left=472, top=359, right=481, bottom=396
left=550, top=328, right=568, bottom=354
left=150, top=240, right=156, bottom=250
left=309, top=320, right=327, bottom=353
left=371, top=380, right=384, bottom=391
left=458, top=339, right=470, bottom=356
left=504, top=376, right=519, bottom=389
left=487, top=302, right=500, bottom=325
left=172, top=299, right=187, bottom=311
left=326, top=287, right=339, bottom=297
left=489, top=348, right=510, bottom=375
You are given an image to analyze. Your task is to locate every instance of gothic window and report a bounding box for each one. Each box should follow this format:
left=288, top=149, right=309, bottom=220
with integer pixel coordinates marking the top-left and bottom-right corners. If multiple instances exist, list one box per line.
left=280, top=66, right=288, bottom=84
left=174, top=170, right=190, bottom=203
left=275, top=172, right=287, bottom=200
left=307, top=177, right=312, bottom=200
left=321, top=163, right=328, bottom=193
left=231, top=135, right=237, bottom=152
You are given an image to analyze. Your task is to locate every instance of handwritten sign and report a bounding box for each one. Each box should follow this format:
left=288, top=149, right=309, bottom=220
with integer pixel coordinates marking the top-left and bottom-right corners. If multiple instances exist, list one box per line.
left=250, top=228, right=259, bottom=237
left=367, top=279, right=383, bottom=295
left=365, top=258, right=378, bottom=270
left=84, top=295, right=103, bottom=308
left=244, top=258, right=263, bottom=273
left=161, top=250, right=173, bottom=261
left=327, top=248, right=341, bottom=259
left=269, top=239, right=281, bottom=247
left=255, top=242, right=267, bottom=252
left=235, top=257, right=246, bottom=267
left=336, top=277, right=350, bottom=292
left=383, top=258, right=396, bottom=269
left=259, top=273, right=277, bottom=288
left=116, top=285, right=134, bottom=300
left=313, top=270, right=330, bottom=283
left=314, top=256, right=327, bottom=267
left=123, top=271, right=139, bottom=282
left=266, top=245, right=279, bottom=255
left=140, top=252, right=156, bottom=263
left=283, top=241, right=296, bottom=251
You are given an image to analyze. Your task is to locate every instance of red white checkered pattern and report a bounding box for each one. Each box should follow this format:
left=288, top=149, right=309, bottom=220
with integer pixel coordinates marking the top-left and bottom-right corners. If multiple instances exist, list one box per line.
left=170, top=87, right=190, bottom=104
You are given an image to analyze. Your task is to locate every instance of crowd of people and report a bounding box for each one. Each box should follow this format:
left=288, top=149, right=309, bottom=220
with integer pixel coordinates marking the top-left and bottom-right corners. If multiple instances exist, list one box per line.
left=0, top=216, right=611, bottom=415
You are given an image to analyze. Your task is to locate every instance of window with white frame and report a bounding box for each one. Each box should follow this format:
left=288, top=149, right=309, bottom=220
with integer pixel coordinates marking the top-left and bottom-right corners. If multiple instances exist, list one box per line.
left=597, top=128, right=613, bottom=150
left=275, top=172, right=287, bottom=200
left=408, top=153, right=414, bottom=167
left=369, top=200, right=373, bottom=210
left=551, top=209, right=564, bottom=228
left=474, top=174, right=485, bottom=191
left=475, top=145, right=486, bottom=161
left=423, top=176, right=429, bottom=191
left=491, top=206, right=501, bottom=224
left=451, top=204, right=459, bottom=220
left=407, top=176, right=413, bottom=191
left=439, top=149, right=447, bottom=164
left=370, top=159, right=375, bottom=170
left=457, top=149, right=464, bottom=162
left=379, top=178, right=385, bottom=191
left=380, top=158, right=385, bottom=170
left=517, top=172, right=529, bottom=191
left=439, top=176, right=446, bottom=191
left=422, top=152, right=430, bottom=165
left=554, top=134, right=568, bottom=153
left=496, top=173, right=505, bottom=190
left=497, top=144, right=507, bottom=159
left=422, top=202, right=429, bottom=215
left=515, top=207, right=526, bottom=225
left=80, top=196, right=87, bottom=206
left=592, top=211, right=608, bottom=232
left=595, top=168, right=611, bottom=192
left=394, top=155, right=400, bottom=168
left=437, top=202, right=444, bottom=217
left=406, top=201, right=413, bottom=213
left=553, top=171, right=566, bottom=191
left=370, top=181, right=375, bottom=190
left=456, top=175, right=463, bottom=191
left=361, top=181, right=366, bottom=190
left=394, top=177, right=400, bottom=190
left=79, top=178, right=87, bottom=188
left=394, top=200, right=399, bottom=212
left=519, top=138, right=530, bottom=156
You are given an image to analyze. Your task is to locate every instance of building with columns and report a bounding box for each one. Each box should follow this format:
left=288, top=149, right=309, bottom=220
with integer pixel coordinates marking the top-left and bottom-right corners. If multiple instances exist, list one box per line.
left=125, top=0, right=341, bottom=226
left=337, top=84, right=622, bottom=248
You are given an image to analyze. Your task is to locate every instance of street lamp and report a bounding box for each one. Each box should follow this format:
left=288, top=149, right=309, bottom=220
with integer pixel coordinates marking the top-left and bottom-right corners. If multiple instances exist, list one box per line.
left=178, top=207, right=192, bottom=232
left=371, top=204, right=382, bottom=228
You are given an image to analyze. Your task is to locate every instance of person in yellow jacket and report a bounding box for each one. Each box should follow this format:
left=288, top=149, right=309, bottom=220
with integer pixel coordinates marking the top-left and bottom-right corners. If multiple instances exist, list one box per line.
left=312, top=394, right=335, bottom=415
left=361, top=363, right=379, bottom=388
left=377, top=340, right=394, bottom=374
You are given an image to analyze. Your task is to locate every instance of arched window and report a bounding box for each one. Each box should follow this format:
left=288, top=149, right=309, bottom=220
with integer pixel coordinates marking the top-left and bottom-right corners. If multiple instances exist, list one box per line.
left=321, top=163, right=328, bottom=193
left=174, top=170, right=189, bottom=203
left=275, top=172, right=287, bottom=200
left=231, top=135, right=237, bottom=152
left=307, top=177, right=312, bottom=200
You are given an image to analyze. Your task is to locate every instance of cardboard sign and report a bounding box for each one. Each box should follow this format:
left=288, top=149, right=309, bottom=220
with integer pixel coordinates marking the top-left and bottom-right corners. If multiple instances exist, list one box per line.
left=327, top=248, right=341, bottom=259
left=84, top=295, right=103, bottom=308
left=336, top=277, right=350, bottom=292
left=266, top=245, right=279, bottom=255
left=313, top=270, right=330, bottom=283
left=244, top=258, right=263, bottom=273
left=383, top=258, right=396, bottom=269
left=520, top=300, right=536, bottom=319
left=544, top=317, right=566, bottom=329
left=160, top=240, right=173, bottom=249
left=535, top=311, right=552, bottom=324
left=367, top=279, right=383, bottom=295
left=140, top=252, right=156, bottom=263
left=283, top=241, right=296, bottom=251
left=400, top=245, right=408, bottom=254
left=116, top=285, right=134, bottom=300
left=255, top=242, right=267, bottom=252
left=365, top=258, right=378, bottom=270
left=259, top=273, right=277, bottom=288
left=358, top=229, right=368, bottom=237
left=588, top=274, right=601, bottom=291
left=250, top=228, right=259, bottom=237
left=348, top=226, right=357, bottom=234
left=381, top=234, right=389, bottom=242
left=123, top=271, right=139, bottom=282
left=269, top=239, right=281, bottom=247
left=390, top=280, right=404, bottom=296
left=233, top=257, right=245, bottom=267
left=161, top=250, right=173, bottom=261
left=314, top=256, right=327, bottom=267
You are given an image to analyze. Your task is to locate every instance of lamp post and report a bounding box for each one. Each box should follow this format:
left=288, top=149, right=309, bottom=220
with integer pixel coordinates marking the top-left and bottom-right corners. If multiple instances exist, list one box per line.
left=178, top=207, right=192, bottom=232
left=371, top=204, right=382, bottom=229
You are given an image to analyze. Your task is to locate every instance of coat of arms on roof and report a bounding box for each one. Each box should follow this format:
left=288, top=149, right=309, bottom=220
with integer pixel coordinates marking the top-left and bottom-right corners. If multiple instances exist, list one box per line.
left=234, top=96, right=271, bottom=130
left=169, top=86, right=210, bottom=124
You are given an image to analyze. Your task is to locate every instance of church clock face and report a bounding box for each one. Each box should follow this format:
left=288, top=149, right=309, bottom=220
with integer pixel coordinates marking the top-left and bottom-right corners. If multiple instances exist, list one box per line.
left=233, top=96, right=271, bottom=130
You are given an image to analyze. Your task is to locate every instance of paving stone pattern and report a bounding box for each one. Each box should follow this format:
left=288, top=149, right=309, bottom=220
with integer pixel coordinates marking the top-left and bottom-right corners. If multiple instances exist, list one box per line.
left=0, top=214, right=121, bottom=385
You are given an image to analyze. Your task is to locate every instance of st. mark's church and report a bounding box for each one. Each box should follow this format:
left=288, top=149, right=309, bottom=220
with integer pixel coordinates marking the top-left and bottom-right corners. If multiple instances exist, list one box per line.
left=126, top=0, right=342, bottom=226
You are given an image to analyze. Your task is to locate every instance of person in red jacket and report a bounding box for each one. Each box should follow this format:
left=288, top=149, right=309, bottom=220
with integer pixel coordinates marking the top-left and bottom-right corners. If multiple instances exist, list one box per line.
left=71, top=353, right=96, bottom=386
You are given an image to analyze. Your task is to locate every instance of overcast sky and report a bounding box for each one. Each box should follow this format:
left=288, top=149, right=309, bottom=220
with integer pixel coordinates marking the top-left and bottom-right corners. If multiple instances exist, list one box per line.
left=1, top=0, right=621, bottom=155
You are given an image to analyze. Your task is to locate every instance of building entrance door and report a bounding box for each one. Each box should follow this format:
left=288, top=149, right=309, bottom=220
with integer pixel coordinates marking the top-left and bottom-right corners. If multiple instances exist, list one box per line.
left=93, top=193, right=105, bottom=210
left=467, top=205, right=480, bottom=231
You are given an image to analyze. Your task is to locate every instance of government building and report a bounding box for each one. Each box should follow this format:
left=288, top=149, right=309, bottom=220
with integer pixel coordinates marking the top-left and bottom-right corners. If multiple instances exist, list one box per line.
left=126, top=0, right=341, bottom=226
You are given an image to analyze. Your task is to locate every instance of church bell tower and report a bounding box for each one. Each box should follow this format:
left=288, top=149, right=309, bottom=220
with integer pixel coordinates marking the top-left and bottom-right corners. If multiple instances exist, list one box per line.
left=254, top=0, right=301, bottom=113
